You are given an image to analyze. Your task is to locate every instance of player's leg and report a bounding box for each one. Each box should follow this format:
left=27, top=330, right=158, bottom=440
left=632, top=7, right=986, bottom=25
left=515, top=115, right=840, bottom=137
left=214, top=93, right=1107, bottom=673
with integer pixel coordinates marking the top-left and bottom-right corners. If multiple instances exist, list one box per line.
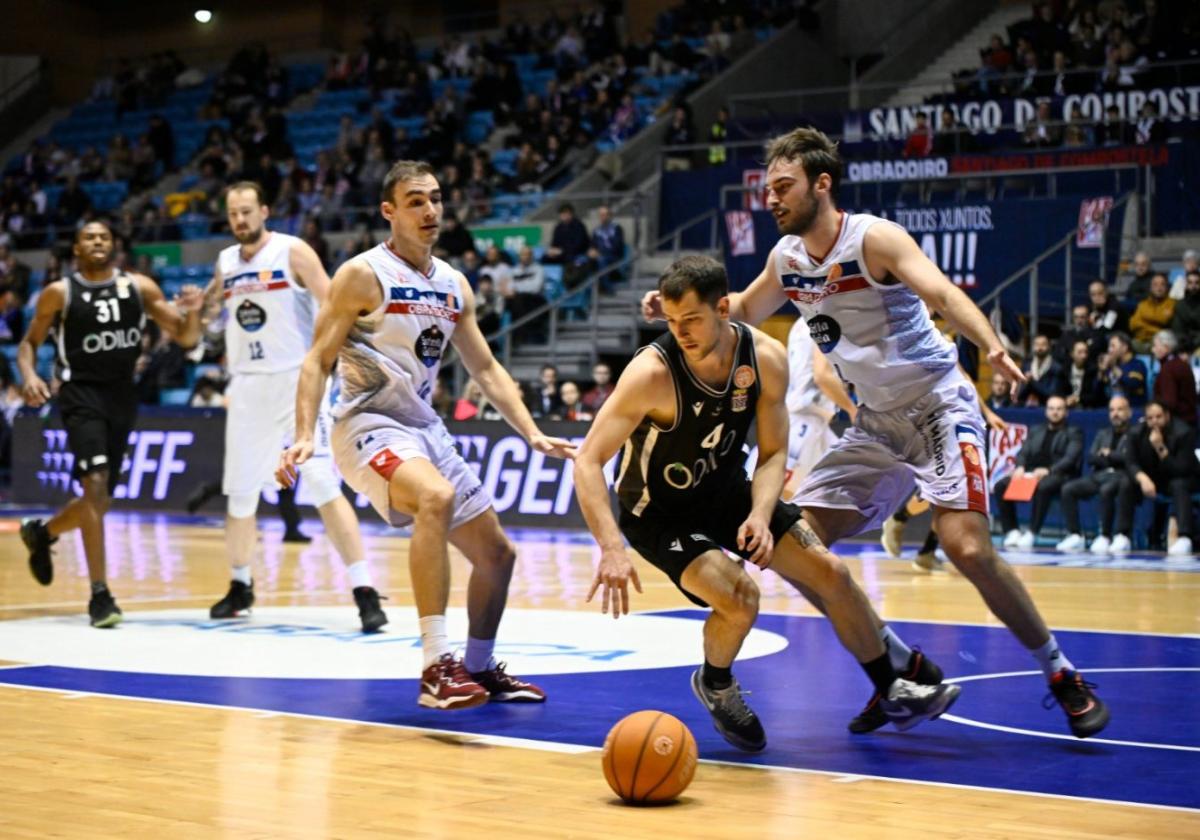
left=445, top=508, right=545, bottom=703
left=679, top=551, right=767, bottom=751
left=920, top=397, right=1109, bottom=737
left=767, top=511, right=959, bottom=732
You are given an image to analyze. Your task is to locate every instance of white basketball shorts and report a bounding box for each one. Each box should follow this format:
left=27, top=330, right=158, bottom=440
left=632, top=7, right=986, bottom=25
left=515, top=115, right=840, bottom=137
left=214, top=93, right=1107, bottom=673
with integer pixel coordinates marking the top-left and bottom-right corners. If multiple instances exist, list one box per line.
left=793, top=368, right=989, bottom=534
left=223, top=367, right=335, bottom=497
left=331, top=411, right=493, bottom=530
left=782, top=409, right=838, bottom=503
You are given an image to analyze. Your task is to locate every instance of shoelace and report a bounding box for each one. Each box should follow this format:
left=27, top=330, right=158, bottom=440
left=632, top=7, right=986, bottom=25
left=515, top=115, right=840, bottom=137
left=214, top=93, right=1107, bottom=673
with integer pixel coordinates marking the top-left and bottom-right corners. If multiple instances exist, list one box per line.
left=712, top=683, right=756, bottom=725
left=1042, top=674, right=1099, bottom=711
left=440, top=654, right=477, bottom=685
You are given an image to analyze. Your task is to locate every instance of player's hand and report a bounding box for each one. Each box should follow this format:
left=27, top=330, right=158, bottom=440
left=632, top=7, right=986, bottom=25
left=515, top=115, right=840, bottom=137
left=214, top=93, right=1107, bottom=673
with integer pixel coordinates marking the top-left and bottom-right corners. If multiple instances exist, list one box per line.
left=21, top=375, right=52, bottom=408
left=738, top=513, right=774, bottom=568
left=640, top=290, right=664, bottom=322
left=276, top=439, right=314, bottom=488
left=174, top=283, right=205, bottom=313
left=530, top=432, right=577, bottom=460
left=586, top=549, right=642, bottom=619
left=987, top=348, right=1026, bottom=397
left=982, top=405, right=1007, bottom=431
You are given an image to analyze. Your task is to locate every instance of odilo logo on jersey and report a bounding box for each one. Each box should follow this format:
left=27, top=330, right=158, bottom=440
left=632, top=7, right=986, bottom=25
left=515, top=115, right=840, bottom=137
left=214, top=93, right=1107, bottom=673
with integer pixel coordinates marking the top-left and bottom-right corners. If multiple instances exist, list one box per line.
left=662, top=423, right=738, bottom=491
left=82, top=327, right=141, bottom=353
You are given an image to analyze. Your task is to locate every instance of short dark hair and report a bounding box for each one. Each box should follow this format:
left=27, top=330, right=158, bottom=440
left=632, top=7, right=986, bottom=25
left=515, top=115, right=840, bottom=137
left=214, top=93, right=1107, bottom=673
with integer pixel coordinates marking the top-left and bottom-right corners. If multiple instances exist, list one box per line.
left=764, top=126, right=843, bottom=199
left=381, top=160, right=435, bottom=203
left=558, top=202, right=575, bottom=215
left=75, top=219, right=113, bottom=241
left=1109, top=330, right=1132, bottom=351
left=225, top=181, right=267, bottom=205
left=1146, top=400, right=1170, bottom=415
left=659, top=255, right=728, bottom=307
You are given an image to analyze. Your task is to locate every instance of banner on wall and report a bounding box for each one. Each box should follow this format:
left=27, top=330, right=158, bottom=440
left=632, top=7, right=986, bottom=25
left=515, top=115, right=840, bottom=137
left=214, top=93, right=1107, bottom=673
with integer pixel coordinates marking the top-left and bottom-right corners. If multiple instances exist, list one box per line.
left=988, top=423, right=1029, bottom=491
left=844, top=145, right=1168, bottom=183
left=725, top=211, right=756, bottom=257
left=1077, top=196, right=1114, bottom=248
left=13, top=412, right=600, bottom=529
left=855, top=86, right=1200, bottom=140
left=472, top=224, right=542, bottom=255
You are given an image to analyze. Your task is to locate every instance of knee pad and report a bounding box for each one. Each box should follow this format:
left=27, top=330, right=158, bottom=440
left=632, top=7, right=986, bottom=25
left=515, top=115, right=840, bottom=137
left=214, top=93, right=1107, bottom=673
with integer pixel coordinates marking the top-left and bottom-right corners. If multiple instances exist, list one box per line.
left=297, top=457, right=344, bottom=507
left=227, top=492, right=260, bottom=519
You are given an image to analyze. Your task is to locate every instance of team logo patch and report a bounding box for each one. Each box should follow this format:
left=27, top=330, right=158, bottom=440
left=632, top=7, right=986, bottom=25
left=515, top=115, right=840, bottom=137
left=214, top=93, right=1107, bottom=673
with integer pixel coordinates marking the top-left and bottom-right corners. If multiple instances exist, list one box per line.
left=827, top=262, right=843, bottom=282
left=807, top=314, right=842, bottom=353
left=731, top=388, right=749, bottom=412
left=417, top=325, right=445, bottom=369
left=368, top=448, right=404, bottom=480
left=236, top=299, right=267, bottom=332
left=733, top=365, right=756, bottom=389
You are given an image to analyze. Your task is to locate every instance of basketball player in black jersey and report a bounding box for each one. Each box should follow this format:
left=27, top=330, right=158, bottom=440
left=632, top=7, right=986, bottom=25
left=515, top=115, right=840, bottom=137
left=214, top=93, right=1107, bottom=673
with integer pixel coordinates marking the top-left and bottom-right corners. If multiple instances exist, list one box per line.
left=574, top=256, right=959, bottom=751
left=16, top=221, right=204, bottom=626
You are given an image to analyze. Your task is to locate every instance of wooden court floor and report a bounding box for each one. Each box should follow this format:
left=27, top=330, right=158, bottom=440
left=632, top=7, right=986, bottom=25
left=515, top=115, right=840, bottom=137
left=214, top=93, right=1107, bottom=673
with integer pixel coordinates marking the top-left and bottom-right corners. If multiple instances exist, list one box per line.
left=0, top=515, right=1197, bottom=839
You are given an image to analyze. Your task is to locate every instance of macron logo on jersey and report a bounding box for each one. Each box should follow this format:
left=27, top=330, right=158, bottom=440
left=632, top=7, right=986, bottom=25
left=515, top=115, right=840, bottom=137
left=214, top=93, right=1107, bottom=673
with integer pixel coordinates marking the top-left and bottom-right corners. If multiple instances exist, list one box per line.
left=781, top=259, right=869, bottom=305
left=385, top=286, right=461, bottom=322
left=223, top=269, right=288, bottom=299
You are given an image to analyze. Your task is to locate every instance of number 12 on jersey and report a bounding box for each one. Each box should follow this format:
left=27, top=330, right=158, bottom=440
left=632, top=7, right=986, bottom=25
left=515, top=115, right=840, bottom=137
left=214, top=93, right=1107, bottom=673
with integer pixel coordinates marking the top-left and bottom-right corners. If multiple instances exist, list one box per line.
left=249, top=340, right=265, bottom=360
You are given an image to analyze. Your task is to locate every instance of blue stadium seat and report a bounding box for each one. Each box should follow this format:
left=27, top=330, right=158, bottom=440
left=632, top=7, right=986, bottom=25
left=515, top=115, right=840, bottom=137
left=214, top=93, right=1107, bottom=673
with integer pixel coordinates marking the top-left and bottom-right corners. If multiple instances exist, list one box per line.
left=160, top=388, right=193, bottom=406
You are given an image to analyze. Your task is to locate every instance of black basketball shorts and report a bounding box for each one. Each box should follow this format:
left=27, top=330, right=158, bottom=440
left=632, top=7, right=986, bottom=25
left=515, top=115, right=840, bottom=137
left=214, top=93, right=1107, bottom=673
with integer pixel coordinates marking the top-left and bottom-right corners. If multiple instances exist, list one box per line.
left=618, top=480, right=804, bottom=608
left=58, top=381, right=138, bottom=494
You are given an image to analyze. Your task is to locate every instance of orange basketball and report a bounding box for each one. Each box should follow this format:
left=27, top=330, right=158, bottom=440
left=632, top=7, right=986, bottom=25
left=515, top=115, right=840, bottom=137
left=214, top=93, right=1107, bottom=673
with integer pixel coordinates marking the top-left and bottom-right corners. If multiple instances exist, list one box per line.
left=601, top=710, right=698, bottom=804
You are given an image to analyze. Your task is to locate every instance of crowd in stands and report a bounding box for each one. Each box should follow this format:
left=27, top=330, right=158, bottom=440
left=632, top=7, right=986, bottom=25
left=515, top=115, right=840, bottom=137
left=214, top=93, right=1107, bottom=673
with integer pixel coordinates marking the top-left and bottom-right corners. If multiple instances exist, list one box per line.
left=984, top=241, right=1200, bottom=558
left=901, top=0, right=1199, bottom=156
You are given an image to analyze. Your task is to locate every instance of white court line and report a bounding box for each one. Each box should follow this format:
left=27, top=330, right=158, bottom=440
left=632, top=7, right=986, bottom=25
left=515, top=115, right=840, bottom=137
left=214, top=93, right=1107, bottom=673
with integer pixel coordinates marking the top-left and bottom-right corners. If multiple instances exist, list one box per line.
left=753, top=610, right=1200, bottom=640
left=0, top=677, right=1195, bottom=815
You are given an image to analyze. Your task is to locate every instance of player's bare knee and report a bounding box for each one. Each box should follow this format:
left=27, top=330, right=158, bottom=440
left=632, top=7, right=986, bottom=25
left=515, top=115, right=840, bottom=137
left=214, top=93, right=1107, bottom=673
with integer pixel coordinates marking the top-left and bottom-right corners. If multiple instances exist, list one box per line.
left=82, top=472, right=111, bottom=511
left=948, top=539, right=998, bottom=577
left=716, top=573, right=759, bottom=626
left=414, top=482, right=456, bottom=521
left=482, top=535, right=517, bottom=574
left=814, top=555, right=855, bottom=599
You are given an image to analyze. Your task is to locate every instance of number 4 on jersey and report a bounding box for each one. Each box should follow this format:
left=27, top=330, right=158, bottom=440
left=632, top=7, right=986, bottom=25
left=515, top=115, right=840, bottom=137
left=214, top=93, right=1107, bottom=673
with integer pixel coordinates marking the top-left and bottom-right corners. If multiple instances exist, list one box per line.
left=701, top=423, right=725, bottom=449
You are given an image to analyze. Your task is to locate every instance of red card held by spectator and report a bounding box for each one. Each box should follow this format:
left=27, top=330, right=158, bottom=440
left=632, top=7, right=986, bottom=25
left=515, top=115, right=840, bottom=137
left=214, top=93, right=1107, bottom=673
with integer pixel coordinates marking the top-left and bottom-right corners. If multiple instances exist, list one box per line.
left=1002, top=474, right=1040, bottom=502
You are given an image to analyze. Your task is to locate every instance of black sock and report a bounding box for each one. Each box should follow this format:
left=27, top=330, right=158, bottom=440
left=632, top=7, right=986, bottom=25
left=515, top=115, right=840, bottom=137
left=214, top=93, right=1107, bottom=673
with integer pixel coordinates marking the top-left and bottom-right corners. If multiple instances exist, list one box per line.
left=90, top=581, right=109, bottom=595
left=892, top=507, right=911, bottom=524
left=860, top=652, right=898, bottom=695
left=920, top=531, right=939, bottom=554
left=702, top=660, right=733, bottom=690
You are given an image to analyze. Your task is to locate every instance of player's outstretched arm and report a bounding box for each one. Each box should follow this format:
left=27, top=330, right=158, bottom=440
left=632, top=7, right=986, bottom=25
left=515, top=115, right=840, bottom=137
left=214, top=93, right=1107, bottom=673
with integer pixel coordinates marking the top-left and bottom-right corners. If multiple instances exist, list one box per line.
left=140, top=276, right=204, bottom=348
left=742, top=332, right=789, bottom=567
left=278, top=259, right=377, bottom=486
left=575, top=353, right=668, bottom=618
left=16, top=281, right=66, bottom=407
left=864, top=222, right=1027, bottom=388
left=449, top=274, right=575, bottom=459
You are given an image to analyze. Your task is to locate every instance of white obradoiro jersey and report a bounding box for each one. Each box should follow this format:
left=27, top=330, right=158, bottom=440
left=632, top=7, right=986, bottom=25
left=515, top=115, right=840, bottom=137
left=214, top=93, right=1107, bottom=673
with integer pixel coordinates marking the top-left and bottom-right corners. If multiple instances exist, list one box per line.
left=785, top=316, right=835, bottom=420
left=333, top=244, right=462, bottom=428
left=217, top=232, right=315, bottom=374
left=773, top=212, right=957, bottom=412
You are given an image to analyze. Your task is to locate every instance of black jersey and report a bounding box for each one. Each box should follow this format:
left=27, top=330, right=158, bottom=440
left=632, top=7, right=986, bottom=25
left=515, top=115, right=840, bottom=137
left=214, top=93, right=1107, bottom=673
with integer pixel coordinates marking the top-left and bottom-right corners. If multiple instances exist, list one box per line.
left=617, top=322, right=762, bottom=517
left=56, top=271, right=146, bottom=384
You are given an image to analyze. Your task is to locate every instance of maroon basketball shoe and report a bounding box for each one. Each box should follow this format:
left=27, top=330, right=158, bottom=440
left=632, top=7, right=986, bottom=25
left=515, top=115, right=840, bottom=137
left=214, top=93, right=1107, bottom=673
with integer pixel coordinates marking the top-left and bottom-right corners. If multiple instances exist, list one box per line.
left=419, top=653, right=489, bottom=710
left=470, top=662, right=547, bottom=703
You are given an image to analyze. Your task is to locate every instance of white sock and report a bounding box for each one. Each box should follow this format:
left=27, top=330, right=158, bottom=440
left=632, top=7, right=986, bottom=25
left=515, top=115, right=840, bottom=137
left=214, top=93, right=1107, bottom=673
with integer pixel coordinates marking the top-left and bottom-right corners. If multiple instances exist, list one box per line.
left=346, top=560, right=372, bottom=589
left=231, top=565, right=252, bottom=585
left=880, top=626, right=913, bottom=671
left=1031, top=634, right=1075, bottom=680
left=464, top=636, right=496, bottom=673
left=419, top=615, right=450, bottom=668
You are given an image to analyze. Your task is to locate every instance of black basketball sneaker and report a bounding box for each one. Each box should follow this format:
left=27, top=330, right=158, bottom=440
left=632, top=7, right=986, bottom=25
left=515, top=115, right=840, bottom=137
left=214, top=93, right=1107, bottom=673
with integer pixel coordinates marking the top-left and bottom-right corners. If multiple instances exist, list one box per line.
left=690, top=668, right=766, bottom=752
left=20, top=518, right=56, bottom=586
left=353, top=586, right=389, bottom=633
left=849, top=647, right=944, bottom=734
left=1045, top=669, right=1110, bottom=738
left=210, top=580, right=255, bottom=618
left=88, top=587, right=123, bottom=628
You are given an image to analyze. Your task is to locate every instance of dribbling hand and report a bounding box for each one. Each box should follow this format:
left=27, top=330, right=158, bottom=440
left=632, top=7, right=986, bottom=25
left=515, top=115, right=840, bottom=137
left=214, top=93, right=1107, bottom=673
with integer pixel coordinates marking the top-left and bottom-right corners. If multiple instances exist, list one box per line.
left=587, top=549, right=643, bottom=619
left=276, top=440, right=314, bottom=488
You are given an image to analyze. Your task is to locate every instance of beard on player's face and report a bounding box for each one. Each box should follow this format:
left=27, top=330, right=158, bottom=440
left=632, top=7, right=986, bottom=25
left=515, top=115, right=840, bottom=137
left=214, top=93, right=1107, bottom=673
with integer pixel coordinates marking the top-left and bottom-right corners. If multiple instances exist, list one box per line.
left=775, top=184, right=820, bottom=236
left=233, top=222, right=265, bottom=244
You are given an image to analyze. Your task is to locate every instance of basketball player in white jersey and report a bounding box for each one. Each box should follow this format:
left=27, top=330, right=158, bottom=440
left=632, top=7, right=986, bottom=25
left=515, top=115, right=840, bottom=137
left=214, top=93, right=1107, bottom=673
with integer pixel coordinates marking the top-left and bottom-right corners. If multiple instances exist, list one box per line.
left=643, top=128, right=1109, bottom=739
left=781, top=317, right=854, bottom=500
left=203, top=182, right=386, bottom=633
left=277, top=161, right=575, bottom=710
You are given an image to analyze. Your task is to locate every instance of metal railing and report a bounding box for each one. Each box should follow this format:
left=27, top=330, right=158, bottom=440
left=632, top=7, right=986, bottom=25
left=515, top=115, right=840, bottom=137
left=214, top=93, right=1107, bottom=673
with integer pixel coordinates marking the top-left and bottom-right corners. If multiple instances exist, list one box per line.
left=975, top=192, right=1139, bottom=340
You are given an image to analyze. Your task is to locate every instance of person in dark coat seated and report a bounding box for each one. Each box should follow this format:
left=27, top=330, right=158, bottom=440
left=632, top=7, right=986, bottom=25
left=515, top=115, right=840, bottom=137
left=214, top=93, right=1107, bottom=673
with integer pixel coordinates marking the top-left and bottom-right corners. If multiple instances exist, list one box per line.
left=1056, top=396, right=1135, bottom=554
left=995, top=395, right=1084, bottom=549
left=1118, top=401, right=1200, bottom=557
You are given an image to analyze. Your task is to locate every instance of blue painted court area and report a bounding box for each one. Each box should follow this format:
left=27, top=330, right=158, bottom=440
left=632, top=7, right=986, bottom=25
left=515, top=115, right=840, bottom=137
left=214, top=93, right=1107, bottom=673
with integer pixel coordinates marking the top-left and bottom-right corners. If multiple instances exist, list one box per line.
left=1, top=610, right=1195, bottom=811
